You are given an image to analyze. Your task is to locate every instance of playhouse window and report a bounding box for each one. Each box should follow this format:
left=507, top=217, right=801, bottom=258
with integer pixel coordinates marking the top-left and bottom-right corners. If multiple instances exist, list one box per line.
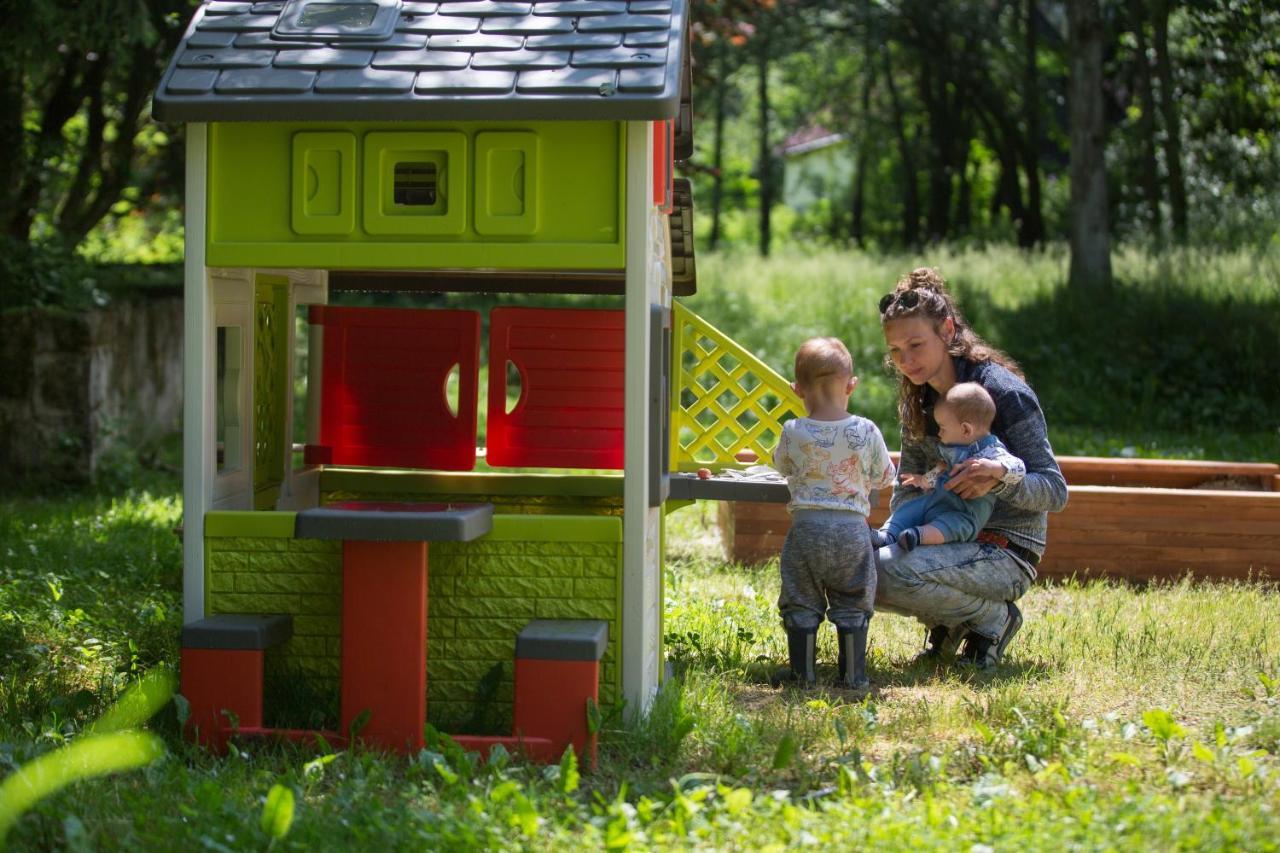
left=393, top=162, right=438, bottom=207
left=297, top=2, right=377, bottom=28
left=215, top=325, right=244, bottom=474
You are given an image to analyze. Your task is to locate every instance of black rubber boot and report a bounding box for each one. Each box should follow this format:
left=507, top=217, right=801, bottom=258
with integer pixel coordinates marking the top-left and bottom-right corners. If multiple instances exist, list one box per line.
left=836, top=625, right=870, bottom=690
left=784, top=626, right=818, bottom=686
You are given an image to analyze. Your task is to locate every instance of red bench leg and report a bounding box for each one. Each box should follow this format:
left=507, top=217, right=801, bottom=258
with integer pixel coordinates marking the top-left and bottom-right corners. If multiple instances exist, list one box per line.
left=513, top=657, right=600, bottom=767
left=180, top=647, right=265, bottom=752
left=340, top=540, right=428, bottom=753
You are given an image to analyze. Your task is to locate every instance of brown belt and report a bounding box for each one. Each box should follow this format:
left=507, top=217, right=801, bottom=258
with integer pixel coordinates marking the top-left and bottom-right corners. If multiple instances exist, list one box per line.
left=977, top=530, right=1041, bottom=567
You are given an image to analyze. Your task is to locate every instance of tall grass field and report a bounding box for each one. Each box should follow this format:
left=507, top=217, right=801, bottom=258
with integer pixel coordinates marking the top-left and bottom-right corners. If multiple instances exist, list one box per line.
left=1, top=246, right=1277, bottom=848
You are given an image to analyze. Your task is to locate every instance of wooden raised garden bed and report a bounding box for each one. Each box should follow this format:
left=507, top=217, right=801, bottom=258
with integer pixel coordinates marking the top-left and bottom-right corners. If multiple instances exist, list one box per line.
left=716, top=456, right=1280, bottom=582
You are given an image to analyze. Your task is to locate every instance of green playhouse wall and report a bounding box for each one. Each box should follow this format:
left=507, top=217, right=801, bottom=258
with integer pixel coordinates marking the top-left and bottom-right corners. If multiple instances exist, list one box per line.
left=206, top=120, right=627, bottom=270
left=203, top=510, right=622, bottom=733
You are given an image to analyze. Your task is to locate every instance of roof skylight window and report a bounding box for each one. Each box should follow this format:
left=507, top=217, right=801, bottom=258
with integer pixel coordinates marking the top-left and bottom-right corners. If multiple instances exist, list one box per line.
left=273, top=0, right=400, bottom=41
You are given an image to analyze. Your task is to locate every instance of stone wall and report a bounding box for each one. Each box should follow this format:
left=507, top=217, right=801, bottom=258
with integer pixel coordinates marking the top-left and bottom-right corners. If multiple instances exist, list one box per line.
left=0, top=296, right=183, bottom=482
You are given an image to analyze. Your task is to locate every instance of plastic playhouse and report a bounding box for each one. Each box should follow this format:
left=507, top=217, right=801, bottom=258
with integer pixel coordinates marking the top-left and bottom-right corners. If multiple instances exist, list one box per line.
left=155, top=0, right=806, bottom=762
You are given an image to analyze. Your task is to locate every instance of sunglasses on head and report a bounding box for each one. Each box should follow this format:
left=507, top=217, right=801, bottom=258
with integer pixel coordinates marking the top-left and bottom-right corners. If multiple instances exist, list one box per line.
left=878, top=289, right=921, bottom=315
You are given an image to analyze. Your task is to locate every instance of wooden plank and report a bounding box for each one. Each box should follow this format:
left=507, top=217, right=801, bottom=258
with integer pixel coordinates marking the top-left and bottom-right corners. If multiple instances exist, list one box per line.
left=1057, top=456, right=1278, bottom=489
left=720, top=470, right=1280, bottom=575
left=1049, top=514, right=1277, bottom=536
left=1046, top=531, right=1280, bottom=552
left=1045, top=545, right=1276, bottom=567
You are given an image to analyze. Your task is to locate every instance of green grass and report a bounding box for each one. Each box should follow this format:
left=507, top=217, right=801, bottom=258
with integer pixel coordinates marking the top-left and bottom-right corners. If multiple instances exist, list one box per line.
left=1, top=488, right=1278, bottom=849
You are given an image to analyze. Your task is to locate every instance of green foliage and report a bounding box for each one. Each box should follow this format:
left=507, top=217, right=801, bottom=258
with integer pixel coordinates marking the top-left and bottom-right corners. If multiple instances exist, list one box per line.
left=0, top=670, right=172, bottom=842
left=260, top=783, right=296, bottom=841
left=0, top=239, right=100, bottom=313
left=687, top=245, right=1280, bottom=460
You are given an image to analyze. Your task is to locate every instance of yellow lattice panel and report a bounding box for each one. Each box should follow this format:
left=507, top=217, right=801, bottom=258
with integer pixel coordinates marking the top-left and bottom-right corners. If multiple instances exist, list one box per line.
left=670, top=302, right=804, bottom=471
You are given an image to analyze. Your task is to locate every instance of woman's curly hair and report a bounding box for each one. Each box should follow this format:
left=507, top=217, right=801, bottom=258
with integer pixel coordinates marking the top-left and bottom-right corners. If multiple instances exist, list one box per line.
left=880, top=268, right=1022, bottom=441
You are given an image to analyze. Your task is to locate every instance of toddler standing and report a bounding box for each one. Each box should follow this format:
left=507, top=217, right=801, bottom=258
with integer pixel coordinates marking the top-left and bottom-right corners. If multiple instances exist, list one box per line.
left=772, top=337, right=896, bottom=689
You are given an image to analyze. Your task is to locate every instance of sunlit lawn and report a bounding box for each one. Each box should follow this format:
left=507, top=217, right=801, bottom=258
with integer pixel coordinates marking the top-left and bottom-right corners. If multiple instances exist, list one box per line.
left=1, top=489, right=1278, bottom=849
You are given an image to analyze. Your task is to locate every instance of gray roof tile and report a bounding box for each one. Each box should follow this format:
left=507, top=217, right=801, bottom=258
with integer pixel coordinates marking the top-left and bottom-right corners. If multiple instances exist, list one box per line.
left=571, top=46, right=666, bottom=67
left=178, top=49, right=276, bottom=69
left=155, top=0, right=686, bottom=121
left=525, top=31, right=621, bottom=49
left=576, top=13, right=670, bottom=32
left=350, top=32, right=429, bottom=50
left=167, top=69, right=220, bottom=94
left=470, top=49, right=570, bottom=70
left=204, top=2, right=253, bottom=13
left=517, top=66, right=616, bottom=94
left=623, top=29, right=668, bottom=47
left=215, top=68, right=317, bottom=93
left=396, top=14, right=480, bottom=34
left=437, top=1, right=533, bottom=16
left=415, top=68, right=516, bottom=93
left=480, top=15, right=574, bottom=34
left=371, top=48, right=470, bottom=69
left=195, top=13, right=276, bottom=30
left=617, top=66, right=663, bottom=92
left=533, top=1, right=626, bottom=15
left=233, top=32, right=317, bottom=48
left=428, top=33, right=524, bottom=51
left=274, top=49, right=375, bottom=68
left=188, top=31, right=237, bottom=48
left=315, top=68, right=417, bottom=93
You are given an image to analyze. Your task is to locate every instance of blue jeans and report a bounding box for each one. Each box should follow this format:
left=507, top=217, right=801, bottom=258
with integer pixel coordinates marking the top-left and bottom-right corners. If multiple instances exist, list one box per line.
left=882, top=490, right=995, bottom=543
left=875, top=541, right=1031, bottom=640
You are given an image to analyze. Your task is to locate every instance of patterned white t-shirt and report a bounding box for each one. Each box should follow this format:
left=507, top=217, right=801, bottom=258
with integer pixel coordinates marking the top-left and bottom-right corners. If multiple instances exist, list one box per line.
left=772, top=415, right=897, bottom=515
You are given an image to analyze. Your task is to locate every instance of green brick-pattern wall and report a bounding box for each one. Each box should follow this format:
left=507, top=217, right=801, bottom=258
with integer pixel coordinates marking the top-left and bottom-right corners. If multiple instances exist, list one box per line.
left=204, top=514, right=344, bottom=722
left=203, top=510, right=621, bottom=734
left=427, top=515, right=621, bottom=732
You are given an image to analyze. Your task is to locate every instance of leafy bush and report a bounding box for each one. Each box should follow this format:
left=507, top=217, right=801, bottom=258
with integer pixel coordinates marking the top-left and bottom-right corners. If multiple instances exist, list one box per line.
left=0, top=239, right=100, bottom=313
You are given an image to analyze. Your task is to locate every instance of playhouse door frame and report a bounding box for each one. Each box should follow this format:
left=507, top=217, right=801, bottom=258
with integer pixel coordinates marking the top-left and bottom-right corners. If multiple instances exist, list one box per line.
left=622, top=120, right=672, bottom=715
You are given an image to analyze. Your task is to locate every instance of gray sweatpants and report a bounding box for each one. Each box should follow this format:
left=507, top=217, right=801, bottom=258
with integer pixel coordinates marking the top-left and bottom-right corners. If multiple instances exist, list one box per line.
left=875, top=541, right=1032, bottom=640
left=778, top=510, right=876, bottom=631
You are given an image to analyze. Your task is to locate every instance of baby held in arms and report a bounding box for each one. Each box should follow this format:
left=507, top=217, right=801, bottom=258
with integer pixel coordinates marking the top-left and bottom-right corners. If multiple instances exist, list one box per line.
left=874, top=382, right=1025, bottom=551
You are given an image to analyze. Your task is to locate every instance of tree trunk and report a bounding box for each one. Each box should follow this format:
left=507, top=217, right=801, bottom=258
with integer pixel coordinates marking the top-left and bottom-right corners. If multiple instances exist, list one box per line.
left=1128, top=0, right=1162, bottom=237
left=1019, top=0, right=1046, bottom=246
left=708, top=44, right=729, bottom=252
left=0, top=62, right=25, bottom=238
left=882, top=43, right=920, bottom=248
left=850, top=1, right=875, bottom=247
left=756, top=25, right=772, bottom=257
left=8, top=53, right=85, bottom=241
left=920, top=60, right=952, bottom=242
left=955, top=150, right=973, bottom=234
left=1152, top=0, right=1187, bottom=242
left=1067, top=0, right=1113, bottom=290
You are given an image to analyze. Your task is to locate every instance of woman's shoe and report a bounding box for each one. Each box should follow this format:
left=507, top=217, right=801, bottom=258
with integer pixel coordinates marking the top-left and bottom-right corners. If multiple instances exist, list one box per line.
left=912, top=624, right=966, bottom=664
left=961, top=602, right=1023, bottom=669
